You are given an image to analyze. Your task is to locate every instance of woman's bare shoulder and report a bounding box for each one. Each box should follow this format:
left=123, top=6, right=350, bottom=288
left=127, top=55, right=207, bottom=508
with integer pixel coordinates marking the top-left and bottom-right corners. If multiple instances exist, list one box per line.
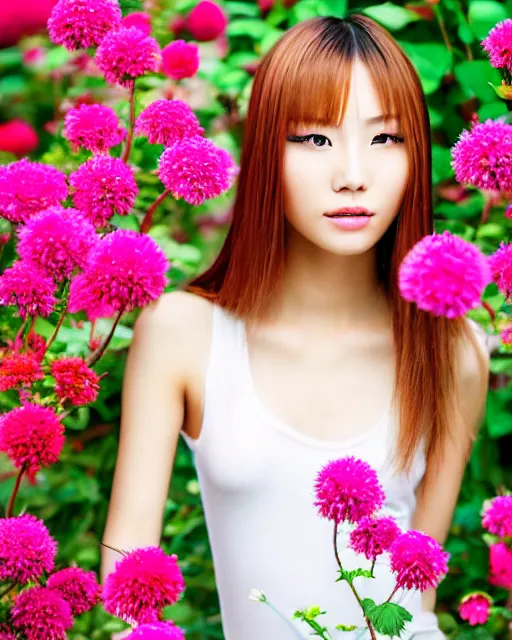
left=137, top=290, right=213, bottom=334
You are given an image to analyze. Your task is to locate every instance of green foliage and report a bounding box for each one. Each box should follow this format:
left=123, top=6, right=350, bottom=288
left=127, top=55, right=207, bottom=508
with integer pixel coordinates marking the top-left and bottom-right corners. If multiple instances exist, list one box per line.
left=361, top=599, right=413, bottom=638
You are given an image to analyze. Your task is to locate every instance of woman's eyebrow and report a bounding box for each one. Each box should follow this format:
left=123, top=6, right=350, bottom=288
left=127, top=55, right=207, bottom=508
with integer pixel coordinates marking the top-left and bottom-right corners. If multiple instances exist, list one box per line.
left=363, top=114, right=398, bottom=125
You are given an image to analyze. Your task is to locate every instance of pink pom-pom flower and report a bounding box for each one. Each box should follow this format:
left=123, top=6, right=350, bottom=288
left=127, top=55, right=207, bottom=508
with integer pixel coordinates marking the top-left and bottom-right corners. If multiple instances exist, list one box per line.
left=11, top=586, right=73, bottom=640
left=481, top=19, right=512, bottom=72
left=0, top=626, right=17, bottom=640
left=51, top=356, right=101, bottom=406
left=95, top=26, right=161, bottom=88
left=161, top=40, right=199, bottom=80
left=482, top=495, right=512, bottom=538
left=158, top=136, right=235, bottom=205
left=0, top=403, right=65, bottom=481
left=390, top=530, right=449, bottom=592
left=502, top=326, right=512, bottom=346
left=64, top=103, right=126, bottom=154
left=458, top=592, right=492, bottom=626
left=126, top=621, right=185, bottom=640
left=17, top=206, right=98, bottom=282
left=0, top=119, right=39, bottom=157
left=47, top=0, right=122, bottom=51
left=186, top=0, right=228, bottom=42
left=121, top=11, right=152, bottom=35
left=0, top=514, right=57, bottom=584
left=313, top=456, right=385, bottom=525
left=47, top=566, right=101, bottom=615
left=489, top=542, right=512, bottom=589
left=68, top=229, right=169, bottom=320
left=398, top=231, right=490, bottom=318
left=349, top=516, right=401, bottom=561
left=0, top=159, right=68, bottom=223
left=451, top=118, right=512, bottom=192
left=488, top=242, right=512, bottom=300
left=0, top=351, right=44, bottom=391
left=102, top=546, right=185, bottom=626
left=134, top=99, right=204, bottom=147
left=0, top=260, right=57, bottom=319
left=69, top=156, right=138, bottom=228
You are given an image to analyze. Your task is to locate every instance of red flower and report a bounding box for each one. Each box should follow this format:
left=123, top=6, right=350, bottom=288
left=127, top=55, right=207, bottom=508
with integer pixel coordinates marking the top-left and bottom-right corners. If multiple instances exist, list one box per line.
left=0, top=120, right=39, bottom=157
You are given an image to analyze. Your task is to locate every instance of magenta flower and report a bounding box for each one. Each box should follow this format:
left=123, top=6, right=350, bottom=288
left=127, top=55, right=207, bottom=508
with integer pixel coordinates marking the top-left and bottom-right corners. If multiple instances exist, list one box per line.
left=102, top=546, right=185, bottom=625
left=9, top=332, right=47, bottom=362
left=398, top=231, right=490, bottom=318
left=0, top=159, right=68, bottom=223
left=127, top=622, right=185, bottom=639
left=134, top=99, right=204, bottom=147
left=451, top=118, right=512, bottom=192
left=11, top=586, right=73, bottom=640
left=481, top=19, right=512, bottom=72
left=161, top=40, right=199, bottom=80
left=313, top=456, right=385, bottom=524
left=68, top=229, right=169, bottom=320
left=0, top=352, right=44, bottom=391
left=0, top=626, right=16, bottom=640
left=488, top=242, right=512, bottom=299
left=17, top=206, right=98, bottom=282
left=349, top=516, right=401, bottom=561
left=0, top=514, right=57, bottom=584
left=390, top=530, right=449, bottom=592
left=186, top=0, right=228, bottom=42
left=458, top=592, right=492, bottom=626
left=0, top=260, right=57, bottom=319
left=489, top=542, right=512, bottom=589
left=95, top=26, right=161, bottom=88
left=482, top=495, right=512, bottom=538
left=0, top=404, right=65, bottom=481
left=51, top=357, right=101, bottom=406
left=64, top=103, right=126, bottom=154
left=158, top=136, right=235, bottom=205
left=502, top=326, right=512, bottom=345
left=70, top=156, right=138, bottom=228
left=47, top=567, right=101, bottom=615
left=122, top=11, right=152, bottom=35
left=47, top=0, right=122, bottom=51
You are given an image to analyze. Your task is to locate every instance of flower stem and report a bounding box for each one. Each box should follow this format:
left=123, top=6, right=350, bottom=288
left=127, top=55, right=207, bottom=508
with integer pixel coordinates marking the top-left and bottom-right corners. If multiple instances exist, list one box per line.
left=140, top=189, right=170, bottom=234
left=121, top=81, right=136, bottom=164
left=386, top=585, right=400, bottom=604
left=6, top=462, right=27, bottom=518
left=44, top=299, right=69, bottom=355
left=13, top=316, right=29, bottom=348
left=85, top=307, right=125, bottom=368
left=0, top=583, right=15, bottom=600
left=433, top=5, right=453, bottom=54
left=333, top=522, right=377, bottom=640
left=482, top=301, right=497, bottom=332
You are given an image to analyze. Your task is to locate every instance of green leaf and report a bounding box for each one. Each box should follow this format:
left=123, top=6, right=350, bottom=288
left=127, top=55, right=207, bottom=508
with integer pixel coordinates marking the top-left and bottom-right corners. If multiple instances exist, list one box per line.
left=225, top=1, right=260, bottom=17
left=363, top=600, right=413, bottom=637
left=336, top=568, right=374, bottom=583
left=288, top=0, right=332, bottom=24
left=335, top=623, right=359, bottom=631
left=468, top=0, right=508, bottom=40
left=486, top=388, right=512, bottom=438
left=398, top=42, right=452, bottom=95
left=362, top=2, right=422, bottom=31
left=226, top=19, right=271, bottom=39
left=454, top=60, right=503, bottom=103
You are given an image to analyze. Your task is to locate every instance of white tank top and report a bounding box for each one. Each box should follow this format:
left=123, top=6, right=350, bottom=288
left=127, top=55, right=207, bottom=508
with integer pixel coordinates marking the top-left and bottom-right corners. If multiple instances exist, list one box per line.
left=180, top=304, right=446, bottom=639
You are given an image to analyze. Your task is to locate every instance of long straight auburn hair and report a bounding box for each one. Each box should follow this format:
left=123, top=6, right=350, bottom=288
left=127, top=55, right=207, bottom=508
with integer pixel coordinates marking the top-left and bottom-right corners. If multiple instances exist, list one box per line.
left=186, top=14, right=487, bottom=473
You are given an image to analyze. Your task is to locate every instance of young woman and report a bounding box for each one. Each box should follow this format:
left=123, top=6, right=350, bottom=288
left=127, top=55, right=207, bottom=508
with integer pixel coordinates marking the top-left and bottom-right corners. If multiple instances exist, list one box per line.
left=102, top=14, right=490, bottom=640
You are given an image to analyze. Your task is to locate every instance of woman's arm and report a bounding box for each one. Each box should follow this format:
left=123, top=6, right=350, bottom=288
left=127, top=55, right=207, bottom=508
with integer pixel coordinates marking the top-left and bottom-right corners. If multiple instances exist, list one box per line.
left=100, top=293, right=192, bottom=583
left=412, top=319, right=490, bottom=611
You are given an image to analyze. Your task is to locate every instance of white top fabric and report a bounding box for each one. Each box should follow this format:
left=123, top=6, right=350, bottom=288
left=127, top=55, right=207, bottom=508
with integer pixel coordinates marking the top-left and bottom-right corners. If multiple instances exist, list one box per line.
left=180, top=303, right=451, bottom=639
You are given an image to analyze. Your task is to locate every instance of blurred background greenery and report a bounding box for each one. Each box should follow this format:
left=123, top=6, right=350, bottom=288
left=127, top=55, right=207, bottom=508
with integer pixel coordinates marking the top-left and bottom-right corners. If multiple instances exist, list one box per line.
left=0, top=0, right=512, bottom=638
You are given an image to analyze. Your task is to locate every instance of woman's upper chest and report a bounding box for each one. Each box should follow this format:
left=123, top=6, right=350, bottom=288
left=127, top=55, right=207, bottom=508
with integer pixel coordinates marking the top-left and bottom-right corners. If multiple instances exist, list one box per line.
left=245, top=321, right=396, bottom=442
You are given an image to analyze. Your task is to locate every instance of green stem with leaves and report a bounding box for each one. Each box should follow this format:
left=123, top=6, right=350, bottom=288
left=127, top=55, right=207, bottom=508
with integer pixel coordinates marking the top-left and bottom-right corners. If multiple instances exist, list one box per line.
left=334, top=521, right=377, bottom=640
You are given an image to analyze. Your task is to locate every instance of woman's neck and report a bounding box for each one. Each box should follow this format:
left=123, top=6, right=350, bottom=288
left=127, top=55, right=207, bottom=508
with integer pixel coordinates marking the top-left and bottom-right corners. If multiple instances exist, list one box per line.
left=266, top=233, right=390, bottom=330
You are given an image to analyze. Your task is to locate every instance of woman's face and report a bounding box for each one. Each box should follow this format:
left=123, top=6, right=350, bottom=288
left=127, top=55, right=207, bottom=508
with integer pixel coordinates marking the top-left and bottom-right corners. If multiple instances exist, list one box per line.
left=283, top=57, right=409, bottom=256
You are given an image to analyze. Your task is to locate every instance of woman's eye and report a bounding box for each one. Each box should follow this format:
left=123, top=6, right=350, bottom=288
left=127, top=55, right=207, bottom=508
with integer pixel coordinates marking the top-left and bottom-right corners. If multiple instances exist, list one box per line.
left=286, top=134, right=332, bottom=148
left=372, top=133, right=405, bottom=146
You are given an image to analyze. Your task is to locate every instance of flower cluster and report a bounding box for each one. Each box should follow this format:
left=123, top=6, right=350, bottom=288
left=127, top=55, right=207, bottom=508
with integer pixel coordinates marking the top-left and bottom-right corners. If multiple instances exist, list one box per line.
left=0, top=260, right=57, bottom=319
left=458, top=593, right=493, bottom=626
left=0, top=352, right=44, bottom=392
left=488, top=242, right=512, bottom=299
left=349, top=516, right=401, bottom=561
left=398, top=231, right=490, bottom=318
left=451, top=118, right=512, bottom=192
left=51, top=357, right=101, bottom=406
left=64, top=103, right=126, bottom=154
left=127, top=622, right=185, bottom=639
left=481, top=19, right=512, bottom=72
left=135, top=99, right=204, bottom=147
left=48, top=0, right=122, bottom=50
left=102, top=546, right=185, bottom=625
left=389, top=530, right=449, bottom=592
left=161, top=40, right=200, bottom=80
left=0, top=159, right=68, bottom=223
left=68, top=229, right=169, bottom=320
left=482, top=495, right=512, bottom=538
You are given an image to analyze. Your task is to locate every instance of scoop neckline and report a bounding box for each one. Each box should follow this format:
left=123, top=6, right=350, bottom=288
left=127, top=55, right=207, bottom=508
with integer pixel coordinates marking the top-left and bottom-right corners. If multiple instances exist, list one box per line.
left=239, top=318, right=392, bottom=451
